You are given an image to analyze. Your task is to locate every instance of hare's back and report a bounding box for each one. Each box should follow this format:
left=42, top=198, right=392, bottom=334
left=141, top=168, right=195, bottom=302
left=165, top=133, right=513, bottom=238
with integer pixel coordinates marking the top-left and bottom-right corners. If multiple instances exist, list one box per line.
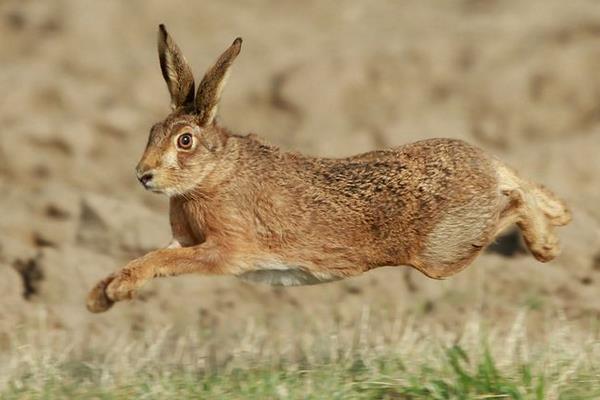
left=389, top=137, right=502, bottom=231
left=344, top=138, right=500, bottom=205
left=316, top=138, right=503, bottom=269
left=314, top=138, right=501, bottom=223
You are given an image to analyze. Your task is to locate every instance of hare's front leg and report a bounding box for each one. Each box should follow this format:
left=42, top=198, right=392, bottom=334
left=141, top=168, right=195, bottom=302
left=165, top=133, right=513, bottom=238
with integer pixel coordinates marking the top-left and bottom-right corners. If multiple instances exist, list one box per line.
left=86, top=241, right=227, bottom=313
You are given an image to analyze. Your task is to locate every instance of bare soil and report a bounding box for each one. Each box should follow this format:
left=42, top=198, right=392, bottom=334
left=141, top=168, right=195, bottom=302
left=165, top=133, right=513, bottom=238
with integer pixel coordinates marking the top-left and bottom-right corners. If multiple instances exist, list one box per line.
left=1, top=0, right=599, bottom=349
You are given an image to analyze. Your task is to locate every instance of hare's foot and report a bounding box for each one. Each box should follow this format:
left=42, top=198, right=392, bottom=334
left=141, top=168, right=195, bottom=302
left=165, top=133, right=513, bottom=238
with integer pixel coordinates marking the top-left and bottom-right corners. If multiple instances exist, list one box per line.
left=523, top=230, right=560, bottom=263
left=509, top=188, right=561, bottom=263
left=86, top=261, right=146, bottom=312
left=86, top=274, right=116, bottom=313
left=105, top=271, right=139, bottom=302
left=532, top=185, right=572, bottom=227
left=86, top=269, right=145, bottom=313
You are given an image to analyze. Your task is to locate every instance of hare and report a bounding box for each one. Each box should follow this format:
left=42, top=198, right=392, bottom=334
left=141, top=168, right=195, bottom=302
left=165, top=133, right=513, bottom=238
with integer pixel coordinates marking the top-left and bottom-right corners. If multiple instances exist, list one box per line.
left=87, top=25, right=571, bottom=313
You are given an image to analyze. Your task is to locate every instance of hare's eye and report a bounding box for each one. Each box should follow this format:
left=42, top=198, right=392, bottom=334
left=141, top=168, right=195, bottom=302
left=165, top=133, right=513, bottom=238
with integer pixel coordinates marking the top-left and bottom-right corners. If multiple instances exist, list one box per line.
left=177, top=133, right=193, bottom=150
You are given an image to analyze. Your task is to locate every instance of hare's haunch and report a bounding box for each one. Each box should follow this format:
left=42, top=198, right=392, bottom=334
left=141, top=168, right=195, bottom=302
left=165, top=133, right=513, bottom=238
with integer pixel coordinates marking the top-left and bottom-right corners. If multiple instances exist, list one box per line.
left=87, top=25, right=571, bottom=313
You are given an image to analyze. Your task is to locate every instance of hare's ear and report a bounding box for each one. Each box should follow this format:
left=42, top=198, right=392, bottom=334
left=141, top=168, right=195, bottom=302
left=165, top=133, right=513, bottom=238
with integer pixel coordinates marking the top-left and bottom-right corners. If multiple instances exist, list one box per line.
left=195, top=37, right=242, bottom=126
left=157, top=24, right=195, bottom=110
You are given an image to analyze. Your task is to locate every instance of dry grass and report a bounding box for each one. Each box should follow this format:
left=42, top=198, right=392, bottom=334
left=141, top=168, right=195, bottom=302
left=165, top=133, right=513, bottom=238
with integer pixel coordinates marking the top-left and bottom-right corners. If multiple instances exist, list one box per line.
left=1, top=308, right=599, bottom=399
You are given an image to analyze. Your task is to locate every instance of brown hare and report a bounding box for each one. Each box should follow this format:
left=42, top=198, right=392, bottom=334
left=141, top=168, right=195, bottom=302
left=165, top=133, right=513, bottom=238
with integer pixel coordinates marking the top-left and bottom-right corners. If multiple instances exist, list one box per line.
left=87, top=25, right=571, bottom=313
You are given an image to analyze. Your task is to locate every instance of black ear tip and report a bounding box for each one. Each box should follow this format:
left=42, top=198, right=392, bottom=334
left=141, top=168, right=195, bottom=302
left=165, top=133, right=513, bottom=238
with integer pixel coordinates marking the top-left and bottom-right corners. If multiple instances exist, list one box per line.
left=159, top=24, right=167, bottom=34
left=233, top=37, right=243, bottom=46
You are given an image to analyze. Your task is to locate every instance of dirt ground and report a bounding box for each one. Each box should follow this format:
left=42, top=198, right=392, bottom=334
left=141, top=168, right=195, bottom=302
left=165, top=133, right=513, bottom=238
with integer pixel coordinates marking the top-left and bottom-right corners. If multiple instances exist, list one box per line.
left=1, top=0, right=599, bottom=351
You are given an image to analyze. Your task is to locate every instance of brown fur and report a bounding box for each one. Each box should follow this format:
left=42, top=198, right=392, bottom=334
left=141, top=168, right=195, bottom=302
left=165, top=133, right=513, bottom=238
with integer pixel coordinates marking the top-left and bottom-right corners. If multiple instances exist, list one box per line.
left=87, top=25, right=571, bottom=313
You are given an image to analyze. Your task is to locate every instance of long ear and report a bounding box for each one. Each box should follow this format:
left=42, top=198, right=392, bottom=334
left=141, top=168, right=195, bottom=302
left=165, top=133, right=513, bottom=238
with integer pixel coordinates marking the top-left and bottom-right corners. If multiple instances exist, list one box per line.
left=195, top=37, right=242, bottom=126
left=157, top=24, right=195, bottom=110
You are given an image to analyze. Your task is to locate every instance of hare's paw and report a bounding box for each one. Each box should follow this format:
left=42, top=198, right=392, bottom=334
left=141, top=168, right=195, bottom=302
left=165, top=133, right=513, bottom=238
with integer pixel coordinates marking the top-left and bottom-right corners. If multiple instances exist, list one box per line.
left=86, top=275, right=115, bottom=313
left=87, top=267, right=143, bottom=312
left=529, top=233, right=560, bottom=263
left=105, top=272, right=138, bottom=302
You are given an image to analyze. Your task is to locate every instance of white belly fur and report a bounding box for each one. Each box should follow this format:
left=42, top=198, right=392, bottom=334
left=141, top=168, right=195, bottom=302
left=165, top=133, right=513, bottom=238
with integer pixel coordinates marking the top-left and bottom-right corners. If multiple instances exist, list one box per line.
left=237, top=261, right=341, bottom=286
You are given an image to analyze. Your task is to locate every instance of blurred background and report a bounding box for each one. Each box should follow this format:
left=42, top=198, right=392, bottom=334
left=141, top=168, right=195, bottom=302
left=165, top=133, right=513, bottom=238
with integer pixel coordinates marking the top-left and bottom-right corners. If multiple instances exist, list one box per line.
left=1, top=0, right=599, bottom=366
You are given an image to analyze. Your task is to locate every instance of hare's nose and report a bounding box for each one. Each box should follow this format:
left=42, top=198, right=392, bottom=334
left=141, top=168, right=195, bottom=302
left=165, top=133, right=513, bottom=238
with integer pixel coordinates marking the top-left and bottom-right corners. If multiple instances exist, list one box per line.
left=138, top=172, right=154, bottom=187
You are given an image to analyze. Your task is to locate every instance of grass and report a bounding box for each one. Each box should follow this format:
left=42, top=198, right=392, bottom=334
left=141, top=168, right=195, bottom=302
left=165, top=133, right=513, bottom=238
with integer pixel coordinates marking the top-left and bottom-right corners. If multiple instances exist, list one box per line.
left=3, top=346, right=599, bottom=399
left=1, top=311, right=599, bottom=399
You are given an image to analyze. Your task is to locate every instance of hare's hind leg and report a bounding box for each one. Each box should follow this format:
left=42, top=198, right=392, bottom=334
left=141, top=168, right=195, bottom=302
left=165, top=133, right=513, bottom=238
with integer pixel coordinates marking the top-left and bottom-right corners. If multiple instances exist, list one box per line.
left=502, top=188, right=559, bottom=262
left=496, top=163, right=566, bottom=262
left=529, top=184, right=571, bottom=227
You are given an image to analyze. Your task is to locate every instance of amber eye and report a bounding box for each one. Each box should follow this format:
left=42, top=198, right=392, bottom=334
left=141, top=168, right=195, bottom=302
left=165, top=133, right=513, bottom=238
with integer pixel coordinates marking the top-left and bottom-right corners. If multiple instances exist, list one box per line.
left=177, top=133, right=193, bottom=150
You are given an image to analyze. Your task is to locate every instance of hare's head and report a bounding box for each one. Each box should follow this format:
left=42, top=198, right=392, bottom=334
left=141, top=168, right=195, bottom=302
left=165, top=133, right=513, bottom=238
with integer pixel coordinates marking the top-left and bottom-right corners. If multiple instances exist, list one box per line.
left=136, top=25, right=241, bottom=196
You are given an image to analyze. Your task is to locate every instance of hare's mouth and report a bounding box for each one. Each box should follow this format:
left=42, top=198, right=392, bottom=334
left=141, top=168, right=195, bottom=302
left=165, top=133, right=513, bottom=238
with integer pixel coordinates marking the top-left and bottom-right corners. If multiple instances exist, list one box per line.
left=144, top=184, right=165, bottom=195
left=144, top=181, right=180, bottom=197
left=145, top=182, right=169, bottom=195
left=147, top=186, right=172, bottom=196
left=136, top=169, right=190, bottom=197
left=136, top=172, right=167, bottom=194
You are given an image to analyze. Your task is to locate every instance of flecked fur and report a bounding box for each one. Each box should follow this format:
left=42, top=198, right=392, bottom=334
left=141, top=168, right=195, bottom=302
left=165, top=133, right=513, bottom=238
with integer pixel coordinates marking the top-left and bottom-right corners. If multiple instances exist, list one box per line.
left=87, top=26, right=571, bottom=313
